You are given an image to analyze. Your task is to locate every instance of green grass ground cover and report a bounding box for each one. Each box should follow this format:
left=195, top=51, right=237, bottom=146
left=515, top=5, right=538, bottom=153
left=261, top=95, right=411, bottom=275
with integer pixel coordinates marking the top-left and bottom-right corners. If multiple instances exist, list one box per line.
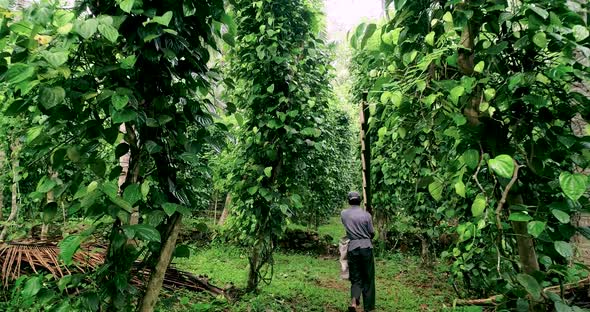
left=288, top=217, right=346, bottom=244
left=157, top=217, right=479, bottom=312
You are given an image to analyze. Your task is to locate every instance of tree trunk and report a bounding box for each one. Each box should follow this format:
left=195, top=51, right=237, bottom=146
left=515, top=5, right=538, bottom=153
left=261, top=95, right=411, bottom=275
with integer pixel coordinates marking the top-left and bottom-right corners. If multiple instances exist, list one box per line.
left=245, top=146, right=283, bottom=292
left=41, top=169, right=58, bottom=240
left=136, top=134, right=184, bottom=311
left=457, top=8, right=481, bottom=126
left=419, top=234, right=431, bottom=264
left=62, top=201, right=67, bottom=226
left=127, top=155, right=141, bottom=225
left=40, top=224, right=49, bottom=240
left=102, top=123, right=143, bottom=309
left=217, top=193, right=232, bottom=226
left=510, top=195, right=540, bottom=274
left=247, top=241, right=261, bottom=291
left=570, top=115, right=590, bottom=265
left=213, top=192, right=218, bottom=226
left=376, top=210, right=388, bottom=242
left=456, top=0, right=541, bottom=280
left=118, top=123, right=142, bottom=225
left=569, top=0, right=590, bottom=268
left=360, top=93, right=372, bottom=215
left=137, top=212, right=183, bottom=312
left=0, top=141, right=20, bottom=241
left=0, top=149, right=5, bottom=221
left=314, top=207, right=319, bottom=231
left=512, top=221, right=540, bottom=274
left=118, top=149, right=131, bottom=191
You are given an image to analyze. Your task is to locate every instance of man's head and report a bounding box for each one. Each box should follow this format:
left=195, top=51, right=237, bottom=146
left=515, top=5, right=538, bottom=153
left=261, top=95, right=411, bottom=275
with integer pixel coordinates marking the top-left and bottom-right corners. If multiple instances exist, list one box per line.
left=348, top=191, right=361, bottom=205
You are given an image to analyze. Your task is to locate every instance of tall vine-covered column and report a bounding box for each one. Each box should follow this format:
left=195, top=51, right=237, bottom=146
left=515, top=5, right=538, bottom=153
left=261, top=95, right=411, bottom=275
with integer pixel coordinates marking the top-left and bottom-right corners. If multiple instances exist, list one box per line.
left=226, top=0, right=334, bottom=291
left=350, top=0, right=590, bottom=307
left=0, top=0, right=227, bottom=309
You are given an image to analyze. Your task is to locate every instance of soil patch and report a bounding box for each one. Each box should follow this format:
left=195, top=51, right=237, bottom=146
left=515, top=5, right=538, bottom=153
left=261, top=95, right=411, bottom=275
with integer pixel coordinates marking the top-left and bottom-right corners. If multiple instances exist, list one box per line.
left=316, top=277, right=349, bottom=292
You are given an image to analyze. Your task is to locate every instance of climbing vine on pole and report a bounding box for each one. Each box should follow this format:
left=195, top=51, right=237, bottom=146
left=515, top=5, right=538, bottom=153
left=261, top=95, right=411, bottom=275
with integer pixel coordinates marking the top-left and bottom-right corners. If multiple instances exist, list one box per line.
left=225, top=0, right=334, bottom=291
left=1, top=0, right=227, bottom=310
left=351, top=0, right=590, bottom=308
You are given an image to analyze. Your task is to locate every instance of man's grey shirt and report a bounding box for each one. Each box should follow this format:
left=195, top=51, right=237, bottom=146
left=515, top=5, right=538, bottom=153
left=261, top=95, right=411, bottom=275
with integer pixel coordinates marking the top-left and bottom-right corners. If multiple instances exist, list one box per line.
left=341, top=205, right=374, bottom=251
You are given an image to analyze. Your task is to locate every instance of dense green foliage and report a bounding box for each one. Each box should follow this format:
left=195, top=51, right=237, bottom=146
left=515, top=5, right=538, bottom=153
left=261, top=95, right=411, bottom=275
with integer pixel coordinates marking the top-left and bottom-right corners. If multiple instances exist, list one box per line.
left=295, top=109, right=356, bottom=228
left=2, top=0, right=589, bottom=310
left=1, top=0, right=355, bottom=308
left=224, top=0, right=353, bottom=290
left=351, top=0, right=590, bottom=309
left=0, top=0, right=228, bottom=309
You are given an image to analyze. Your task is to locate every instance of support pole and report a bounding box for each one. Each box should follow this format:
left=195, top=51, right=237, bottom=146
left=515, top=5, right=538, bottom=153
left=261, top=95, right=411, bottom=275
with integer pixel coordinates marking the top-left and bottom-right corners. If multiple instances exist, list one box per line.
left=360, top=91, right=372, bottom=215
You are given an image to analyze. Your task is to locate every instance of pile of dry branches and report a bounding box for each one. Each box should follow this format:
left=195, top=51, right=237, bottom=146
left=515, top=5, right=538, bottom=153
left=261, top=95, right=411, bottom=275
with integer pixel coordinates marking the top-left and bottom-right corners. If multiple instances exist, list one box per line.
left=132, top=266, right=231, bottom=300
left=0, top=239, right=232, bottom=300
left=0, top=239, right=105, bottom=286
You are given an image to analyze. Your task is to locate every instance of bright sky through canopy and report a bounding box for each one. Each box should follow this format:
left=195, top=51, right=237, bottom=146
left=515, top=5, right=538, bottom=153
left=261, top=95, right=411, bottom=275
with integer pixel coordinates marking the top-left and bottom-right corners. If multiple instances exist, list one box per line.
left=325, top=0, right=383, bottom=41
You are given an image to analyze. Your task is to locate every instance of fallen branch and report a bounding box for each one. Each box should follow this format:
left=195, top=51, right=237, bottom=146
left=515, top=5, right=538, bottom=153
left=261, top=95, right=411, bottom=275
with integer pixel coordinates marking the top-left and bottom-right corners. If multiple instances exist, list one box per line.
left=454, top=277, right=590, bottom=306
left=132, top=266, right=233, bottom=301
left=454, top=295, right=504, bottom=306
left=543, top=277, right=590, bottom=295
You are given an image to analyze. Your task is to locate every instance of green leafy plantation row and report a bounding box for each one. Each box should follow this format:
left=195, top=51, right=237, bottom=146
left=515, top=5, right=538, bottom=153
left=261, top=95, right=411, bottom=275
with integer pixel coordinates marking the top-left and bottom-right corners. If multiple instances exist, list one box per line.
left=0, top=0, right=589, bottom=311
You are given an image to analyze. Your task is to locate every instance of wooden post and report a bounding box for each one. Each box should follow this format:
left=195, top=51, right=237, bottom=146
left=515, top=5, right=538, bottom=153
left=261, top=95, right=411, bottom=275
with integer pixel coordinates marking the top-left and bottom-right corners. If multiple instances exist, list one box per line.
left=360, top=91, right=372, bottom=215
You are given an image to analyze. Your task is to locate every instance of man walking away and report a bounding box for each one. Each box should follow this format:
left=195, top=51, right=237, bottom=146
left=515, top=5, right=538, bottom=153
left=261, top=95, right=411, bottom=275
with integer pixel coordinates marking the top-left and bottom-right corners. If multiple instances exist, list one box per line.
left=341, top=191, right=375, bottom=312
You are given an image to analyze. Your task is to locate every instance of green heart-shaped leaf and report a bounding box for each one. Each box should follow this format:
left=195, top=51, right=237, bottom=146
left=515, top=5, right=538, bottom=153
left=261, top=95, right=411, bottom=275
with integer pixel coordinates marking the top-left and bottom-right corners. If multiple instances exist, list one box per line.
left=554, top=241, right=573, bottom=259
left=123, top=184, right=142, bottom=206
left=462, top=149, right=480, bottom=169
left=509, top=212, right=532, bottom=222
left=559, top=172, right=587, bottom=201
left=119, top=0, right=134, bottom=13
left=454, top=180, right=466, bottom=198
left=162, top=203, right=179, bottom=216
left=428, top=180, right=443, bottom=201
left=5, top=64, right=36, bottom=84
left=474, top=61, right=485, bottom=73
left=42, top=51, right=69, bottom=67
left=98, top=24, right=119, bottom=43
left=247, top=186, right=258, bottom=195
left=471, top=193, right=486, bottom=217
left=551, top=209, right=570, bottom=224
left=152, top=11, right=173, bottom=26
left=449, top=86, right=465, bottom=105
left=264, top=167, right=272, bottom=178
left=76, top=19, right=98, bottom=39
left=425, top=31, right=435, bottom=46
left=40, top=86, right=66, bottom=109
left=484, top=88, right=496, bottom=101
left=573, top=25, right=589, bottom=42
left=532, top=32, right=547, bottom=48
left=527, top=221, right=546, bottom=238
left=112, top=94, right=129, bottom=110
left=516, top=273, right=541, bottom=301
left=488, top=154, right=514, bottom=179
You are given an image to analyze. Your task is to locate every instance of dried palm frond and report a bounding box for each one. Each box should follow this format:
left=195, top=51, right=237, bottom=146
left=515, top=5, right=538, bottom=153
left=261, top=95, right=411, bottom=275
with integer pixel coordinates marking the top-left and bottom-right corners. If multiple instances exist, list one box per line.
left=0, top=240, right=232, bottom=300
left=0, top=239, right=105, bottom=286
